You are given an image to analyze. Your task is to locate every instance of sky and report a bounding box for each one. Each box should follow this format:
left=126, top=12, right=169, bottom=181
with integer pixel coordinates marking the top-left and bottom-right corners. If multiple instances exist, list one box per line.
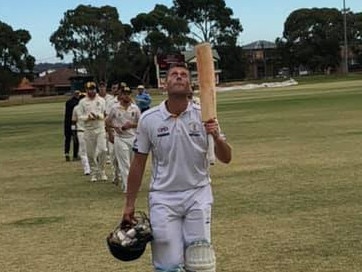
left=0, top=0, right=360, bottom=64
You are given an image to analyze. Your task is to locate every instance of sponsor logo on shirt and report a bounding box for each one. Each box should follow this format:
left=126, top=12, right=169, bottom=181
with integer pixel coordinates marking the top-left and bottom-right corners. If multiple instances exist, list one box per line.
left=157, top=126, right=170, bottom=137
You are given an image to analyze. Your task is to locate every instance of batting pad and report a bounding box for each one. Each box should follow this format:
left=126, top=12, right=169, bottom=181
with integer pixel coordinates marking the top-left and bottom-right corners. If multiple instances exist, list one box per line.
left=185, top=240, right=216, bottom=272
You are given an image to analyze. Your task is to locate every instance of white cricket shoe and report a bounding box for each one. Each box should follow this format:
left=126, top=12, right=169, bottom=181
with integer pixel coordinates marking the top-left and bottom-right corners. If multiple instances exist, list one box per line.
left=90, top=175, right=97, bottom=182
left=100, top=172, right=108, bottom=181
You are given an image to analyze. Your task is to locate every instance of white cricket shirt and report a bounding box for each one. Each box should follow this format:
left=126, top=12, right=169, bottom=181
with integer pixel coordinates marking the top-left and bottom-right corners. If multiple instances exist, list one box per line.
left=77, top=94, right=106, bottom=132
left=107, top=103, right=140, bottom=139
left=134, top=100, right=211, bottom=192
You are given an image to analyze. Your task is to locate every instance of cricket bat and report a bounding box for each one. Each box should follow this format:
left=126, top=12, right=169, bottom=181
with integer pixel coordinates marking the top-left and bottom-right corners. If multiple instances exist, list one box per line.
left=195, top=42, right=217, bottom=165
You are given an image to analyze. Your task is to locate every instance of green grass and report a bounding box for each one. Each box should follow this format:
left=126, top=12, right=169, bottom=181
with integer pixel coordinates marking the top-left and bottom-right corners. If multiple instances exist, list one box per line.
left=1, top=78, right=362, bottom=271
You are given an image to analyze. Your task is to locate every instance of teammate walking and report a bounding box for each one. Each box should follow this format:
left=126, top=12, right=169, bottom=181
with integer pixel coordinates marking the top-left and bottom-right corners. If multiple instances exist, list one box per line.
left=77, top=81, right=108, bottom=182
left=71, top=95, right=91, bottom=176
left=105, top=81, right=122, bottom=184
left=106, top=87, right=140, bottom=192
left=63, top=90, right=80, bottom=161
left=122, top=63, right=232, bottom=271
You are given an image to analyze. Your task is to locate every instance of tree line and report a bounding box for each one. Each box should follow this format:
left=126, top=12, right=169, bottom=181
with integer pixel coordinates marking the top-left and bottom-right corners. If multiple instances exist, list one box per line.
left=1, top=0, right=362, bottom=95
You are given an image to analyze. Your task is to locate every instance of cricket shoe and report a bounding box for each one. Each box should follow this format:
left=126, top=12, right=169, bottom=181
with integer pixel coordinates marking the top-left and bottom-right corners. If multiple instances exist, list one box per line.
left=90, top=175, right=98, bottom=182
left=100, top=172, right=108, bottom=181
left=112, top=178, right=120, bottom=186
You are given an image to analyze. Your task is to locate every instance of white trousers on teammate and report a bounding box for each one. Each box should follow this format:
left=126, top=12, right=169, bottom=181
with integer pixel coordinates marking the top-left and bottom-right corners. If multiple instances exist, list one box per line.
left=84, top=130, right=107, bottom=177
left=114, top=136, right=134, bottom=191
left=107, top=137, right=119, bottom=181
left=149, top=185, right=213, bottom=271
left=77, top=131, right=90, bottom=174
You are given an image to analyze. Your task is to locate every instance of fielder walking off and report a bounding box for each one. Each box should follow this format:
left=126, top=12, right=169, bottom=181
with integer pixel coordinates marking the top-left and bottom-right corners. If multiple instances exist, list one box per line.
left=77, top=82, right=108, bottom=182
left=122, top=63, right=232, bottom=271
left=63, top=90, right=80, bottom=161
left=106, top=87, right=140, bottom=192
left=71, top=97, right=91, bottom=176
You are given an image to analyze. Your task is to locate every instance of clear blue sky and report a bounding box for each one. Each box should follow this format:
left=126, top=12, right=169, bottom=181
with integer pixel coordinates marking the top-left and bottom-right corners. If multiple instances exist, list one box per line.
left=0, top=0, right=360, bottom=63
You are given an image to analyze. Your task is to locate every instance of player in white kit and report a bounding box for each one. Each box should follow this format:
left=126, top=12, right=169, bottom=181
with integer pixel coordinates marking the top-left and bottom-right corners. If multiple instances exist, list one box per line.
left=106, top=87, right=140, bottom=192
left=77, top=82, right=108, bottom=182
left=122, top=63, right=232, bottom=271
left=71, top=99, right=90, bottom=175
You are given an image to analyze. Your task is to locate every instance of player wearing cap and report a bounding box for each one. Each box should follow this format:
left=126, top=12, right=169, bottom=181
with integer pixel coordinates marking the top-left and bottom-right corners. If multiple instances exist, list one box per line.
left=77, top=81, right=108, bottom=182
left=106, top=87, right=140, bottom=192
left=135, top=85, right=152, bottom=113
left=105, top=81, right=122, bottom=184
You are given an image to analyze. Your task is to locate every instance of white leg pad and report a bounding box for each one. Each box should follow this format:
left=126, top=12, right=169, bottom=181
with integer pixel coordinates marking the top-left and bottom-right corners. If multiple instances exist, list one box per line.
left=185, top=241, right=216, bottom=272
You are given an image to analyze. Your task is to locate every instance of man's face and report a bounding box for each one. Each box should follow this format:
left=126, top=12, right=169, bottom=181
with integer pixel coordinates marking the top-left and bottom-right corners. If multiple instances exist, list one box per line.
left=87, top=88, right=97, bottom=98
left=120, top=92, right=132, bottom=104
left=99, top=85, right=107, bottom=96
left=166, top=66, right=191, bottom=96
left=111, top=84, right=119, bottom=96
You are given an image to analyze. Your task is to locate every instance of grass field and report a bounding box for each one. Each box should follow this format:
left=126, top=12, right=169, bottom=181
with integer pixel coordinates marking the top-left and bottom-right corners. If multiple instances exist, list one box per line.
left=1, top=78, right=362, bottom=271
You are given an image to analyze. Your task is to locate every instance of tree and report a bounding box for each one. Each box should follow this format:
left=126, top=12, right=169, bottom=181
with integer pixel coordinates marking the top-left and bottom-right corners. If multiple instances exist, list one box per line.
left=215, top=45, right=245, bottom=80
left=172, top=0, right=243, bottom=46
left=349, top=12, right=362, bottom=67
left=279, top=8, right=344, bottom=74
left=129, top=4, right=190, bottom=85
left=0, top=21, right=35, bottom=97
left=50, top=5, right=126, bottom=82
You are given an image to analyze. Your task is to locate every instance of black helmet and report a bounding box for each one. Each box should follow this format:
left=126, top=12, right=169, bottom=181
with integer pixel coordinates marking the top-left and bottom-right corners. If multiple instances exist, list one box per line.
left=106, top=211, right=153, bottom=262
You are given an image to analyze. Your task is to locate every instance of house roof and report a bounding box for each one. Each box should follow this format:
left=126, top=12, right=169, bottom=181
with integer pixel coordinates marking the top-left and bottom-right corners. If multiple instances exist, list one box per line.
left=12, top=77, right=36, bottom=92
left=32, top=68, right=80, bottom=87
left=242, top=40, right=276, bottom=50
left=182, top=49, right=220, bottom=63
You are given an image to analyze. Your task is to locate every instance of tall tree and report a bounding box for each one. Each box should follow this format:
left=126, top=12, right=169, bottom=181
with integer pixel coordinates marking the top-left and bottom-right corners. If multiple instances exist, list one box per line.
left=129, top=4, right=190, bottom=85
left=0, top=21, right=35, bottom=72
left=172, top=0, right=243, bottom=46
left=0, top=21, right=35, bottom=97
left=50, top=5, right=126, bottom=81
left=279, top=8, right=344, bottom=73
left=349, top=12, right=362, bottom=66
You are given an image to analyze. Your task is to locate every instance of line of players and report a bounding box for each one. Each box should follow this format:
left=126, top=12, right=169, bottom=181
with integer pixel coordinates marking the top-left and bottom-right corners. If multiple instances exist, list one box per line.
left=64, top=82, right=152, bottom=193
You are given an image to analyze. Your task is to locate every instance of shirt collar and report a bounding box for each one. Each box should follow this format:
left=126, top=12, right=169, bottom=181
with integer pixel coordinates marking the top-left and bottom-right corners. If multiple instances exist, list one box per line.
left=160, top=100, right=193, bottom=120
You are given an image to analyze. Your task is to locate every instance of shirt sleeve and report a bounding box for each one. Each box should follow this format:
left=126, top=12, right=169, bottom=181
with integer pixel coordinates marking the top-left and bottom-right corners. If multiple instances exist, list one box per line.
left=133, top=116, right=151, bottom=154
left=77, top=101, right=89, bottom=121
left=71, top=106, right=78, bottom=122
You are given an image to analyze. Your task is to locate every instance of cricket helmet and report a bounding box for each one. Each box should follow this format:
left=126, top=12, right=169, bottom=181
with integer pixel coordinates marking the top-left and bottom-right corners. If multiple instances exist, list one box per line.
left=106, top=211, right=153, bottom=262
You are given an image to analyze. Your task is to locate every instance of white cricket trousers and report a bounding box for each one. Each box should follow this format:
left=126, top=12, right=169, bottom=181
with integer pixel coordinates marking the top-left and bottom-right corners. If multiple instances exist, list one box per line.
left=149, top=185, right=213, bottom=270
left=107, top=136, right=119, bottom=180
left=114, top=136, right=135, bottom=190
left=84, top=130, right=107, bottom=176
left=77, top=131, right=90, bottom=174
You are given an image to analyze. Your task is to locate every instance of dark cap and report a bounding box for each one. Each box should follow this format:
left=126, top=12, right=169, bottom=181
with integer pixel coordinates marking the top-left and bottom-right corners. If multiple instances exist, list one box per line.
left=85, top=81, right=97, bottom=89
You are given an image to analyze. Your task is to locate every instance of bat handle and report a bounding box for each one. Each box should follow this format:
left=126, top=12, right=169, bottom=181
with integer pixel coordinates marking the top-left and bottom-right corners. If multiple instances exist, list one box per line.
left=207, top=134, right=216, bottom=165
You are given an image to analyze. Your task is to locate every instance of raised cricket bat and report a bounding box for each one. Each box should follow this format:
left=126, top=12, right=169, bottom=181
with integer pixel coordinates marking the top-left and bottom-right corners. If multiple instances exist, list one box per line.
left=195, top=42, right=217, bottom=165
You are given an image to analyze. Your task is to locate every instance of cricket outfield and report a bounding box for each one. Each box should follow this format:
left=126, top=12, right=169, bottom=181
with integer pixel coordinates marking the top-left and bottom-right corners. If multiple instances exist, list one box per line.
left=1, top=78, right=362, bottom=271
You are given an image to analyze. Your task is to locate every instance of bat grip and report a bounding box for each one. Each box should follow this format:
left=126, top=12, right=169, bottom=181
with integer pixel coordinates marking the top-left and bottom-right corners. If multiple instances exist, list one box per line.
left=207, top=134, right=216, bottom=165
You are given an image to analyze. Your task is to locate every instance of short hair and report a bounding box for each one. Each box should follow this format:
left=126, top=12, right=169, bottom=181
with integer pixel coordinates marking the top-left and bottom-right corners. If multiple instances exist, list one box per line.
left=168, top=62, right=188, bottom=70
left=166, top=62, right=190, bottom=78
